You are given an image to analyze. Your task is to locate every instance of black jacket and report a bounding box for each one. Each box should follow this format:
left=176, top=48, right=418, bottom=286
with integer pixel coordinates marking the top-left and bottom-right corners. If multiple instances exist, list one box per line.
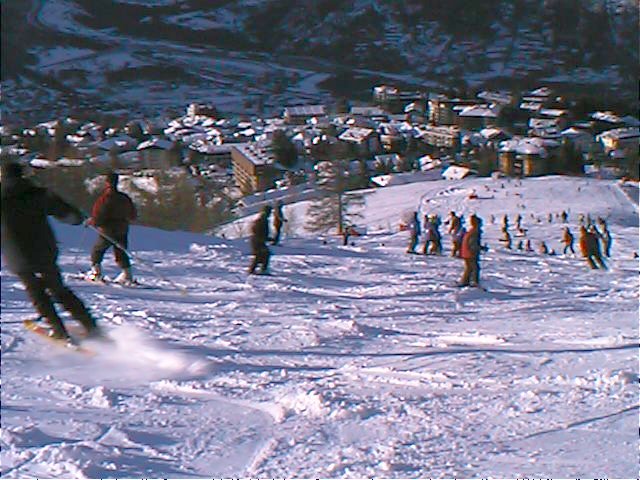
left=1, top=176, right=83, bottom=273
left=250, top=213, right=270, bottom=248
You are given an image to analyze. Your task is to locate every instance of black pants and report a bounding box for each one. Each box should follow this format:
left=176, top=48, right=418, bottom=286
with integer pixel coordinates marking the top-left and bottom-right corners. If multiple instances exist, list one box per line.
left=17, top=268, right=96, bottom=336
left=91, top=229, right=131, bottom=268
left=460, top=257, right=480, bottom=286
left=563, top=244, right=575, bottom=254
left=586, top=254, right=607, bottom=270
left=249, top=243, right=271, bottom=274
left=407, top=233, right=418, bottom=253
left=272, top=222, right=283, bottom=245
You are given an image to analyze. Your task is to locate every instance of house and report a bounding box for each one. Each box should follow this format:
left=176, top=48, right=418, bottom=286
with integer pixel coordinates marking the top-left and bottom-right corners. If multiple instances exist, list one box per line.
left=283, top=105, right=326, bottom=125
left=477, top=91, right=514, bottom=106
left=373, top=153, right=403, bottom=173
left=560, top=127, right=594, bottom=153
left=416, top=125, right=460, bottom=150
left=230, top=142, right=278, bottom=194
left=427, top=94, right=476, bottom=126
left=187, top=103, right=218, bottom=117
left=596, top=127, right=640, bottom=154
left=373, top=85, right=426, bottom=113
left=455, top=104, right=499, bottom=129
left=372, top=85, right=399, bottom=102
left=338, top=127, right=379, bottom=156
left=499, top=137, right=549, bottom=177
left=350, top=106, right=388, bottom=119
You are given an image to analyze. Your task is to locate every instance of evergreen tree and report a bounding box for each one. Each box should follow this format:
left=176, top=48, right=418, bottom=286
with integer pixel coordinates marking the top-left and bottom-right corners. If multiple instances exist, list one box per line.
left=306, top=159, right=364, bottom=235
left=272, top=130, right=298, bottom=168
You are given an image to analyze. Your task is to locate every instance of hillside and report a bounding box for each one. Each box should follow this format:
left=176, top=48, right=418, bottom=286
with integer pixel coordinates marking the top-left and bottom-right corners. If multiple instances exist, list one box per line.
left=1, top=0, right=638, bottom=124
left=1, top=175, right=638, bottom=477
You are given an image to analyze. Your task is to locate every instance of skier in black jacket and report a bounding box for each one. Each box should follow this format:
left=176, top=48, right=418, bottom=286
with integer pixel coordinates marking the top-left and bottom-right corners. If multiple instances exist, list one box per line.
left=248, top=205, right=272, bottom=274
left=1, top=160, right=99, bottom=341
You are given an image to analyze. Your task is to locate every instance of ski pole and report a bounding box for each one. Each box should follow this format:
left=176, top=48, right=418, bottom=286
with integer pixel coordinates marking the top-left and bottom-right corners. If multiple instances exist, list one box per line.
left=72, top=224, right=88, bottom=270
left=86, top=223, right=188, bottom=295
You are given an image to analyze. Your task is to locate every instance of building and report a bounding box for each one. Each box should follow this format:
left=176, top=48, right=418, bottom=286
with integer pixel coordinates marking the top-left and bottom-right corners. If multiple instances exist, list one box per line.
left=283, top=105, right=326, bottom=125
left=455, top=104, right=499, bottom=130
left=596, top=127, right=640, bottom=154
left=417, top=125, right=460, bottom=150
left=499, top=138, right=549, bottom=177
left=231, top=142, right=278, bottom=194
left=338, top=127, right=379, bottom=156
left=427, top=94, right=476, bottom=126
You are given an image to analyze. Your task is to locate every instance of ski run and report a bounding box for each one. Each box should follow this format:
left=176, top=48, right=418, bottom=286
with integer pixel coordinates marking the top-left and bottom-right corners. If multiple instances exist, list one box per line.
left=1, top=175, right=638, bottom=478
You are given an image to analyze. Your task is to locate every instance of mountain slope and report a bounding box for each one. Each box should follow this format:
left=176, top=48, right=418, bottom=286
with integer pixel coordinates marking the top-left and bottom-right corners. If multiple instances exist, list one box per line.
left=1, top=175, right=638, bottom=477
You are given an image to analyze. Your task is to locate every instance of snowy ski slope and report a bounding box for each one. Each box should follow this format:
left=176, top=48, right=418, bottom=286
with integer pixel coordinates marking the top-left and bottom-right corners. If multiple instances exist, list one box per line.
left=1, top=175, right=638, bottom=478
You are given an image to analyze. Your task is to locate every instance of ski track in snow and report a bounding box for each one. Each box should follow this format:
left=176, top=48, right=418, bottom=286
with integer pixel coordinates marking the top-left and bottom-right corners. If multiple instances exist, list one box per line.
left=1, top=176, right=638, bottom=477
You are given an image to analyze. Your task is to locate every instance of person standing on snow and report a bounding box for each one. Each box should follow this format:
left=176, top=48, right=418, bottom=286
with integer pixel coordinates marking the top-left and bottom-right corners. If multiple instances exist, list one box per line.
left=271, top=201, right=287, bottom=246
left=596, top=218, right=612, bottom=257
left=1, top=160, right=99, bottom=341
left=579, top=225, right=606, bottom=269
left=459, top=214, right=482, bottom=287
left=561, top=226, right=575, bottom=255
left=87, top=172, right=137, bottom=283
left=406, top=211, right=420, bottom=254
left=249, top=205, right=272, bottom=274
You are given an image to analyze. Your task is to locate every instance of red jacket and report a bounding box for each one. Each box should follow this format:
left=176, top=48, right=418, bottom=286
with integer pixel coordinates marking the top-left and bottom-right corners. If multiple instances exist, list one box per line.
left=460, top=227, right=480, bottom=259
left=90, top=186, right=137, bottom=233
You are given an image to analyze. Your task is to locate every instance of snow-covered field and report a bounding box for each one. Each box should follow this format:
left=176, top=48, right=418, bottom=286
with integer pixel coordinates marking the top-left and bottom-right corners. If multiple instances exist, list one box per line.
left=1, top=175, right=638, bottom=478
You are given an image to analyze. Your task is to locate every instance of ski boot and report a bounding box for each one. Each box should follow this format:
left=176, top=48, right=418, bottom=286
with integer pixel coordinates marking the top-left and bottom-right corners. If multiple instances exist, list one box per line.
left=87, top=264, right=104, bottom=282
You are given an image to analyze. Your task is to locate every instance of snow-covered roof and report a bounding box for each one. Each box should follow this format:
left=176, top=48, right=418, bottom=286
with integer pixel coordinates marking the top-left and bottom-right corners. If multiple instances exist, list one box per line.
left=338, top=127, right=375, bottom=144
left=137, top=138, right=174, bottom=150
left=499, top=137, right=548, bottom=156
left=591, top=111, right=623, bottom=124
left=479, top=128, right=506, bottom=140
left=284, top=105, right=326, bottom=117
left=442, top=165, right=470, bottom=180
left=539, top=108, right=568, bottom=118
left=477, top=91, right=513, bottom=105
left=97, top=135, right=138, bottom=151
left=457, top=105, right=498, bottom=118
left=596, top=127, right=640, bottom=141
left=350, top=106, right=386, bottom=117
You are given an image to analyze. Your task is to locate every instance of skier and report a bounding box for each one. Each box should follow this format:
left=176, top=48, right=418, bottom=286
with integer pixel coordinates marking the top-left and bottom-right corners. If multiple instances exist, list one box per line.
left=446, top=211, right=462, bottom=257
left=500, top=227, right=512, bottom=250
left=579, top=225, right=607, bottom=269
left=87, top=172, right=137, bottom=283
left=458, top=214, right=482, bottom=287
left=561, top=210, right=568, bottom=223
left=406, top=211, right=420, bottom=254
left=431, top=214, right=443, bottom=255
left=561, top=227, right=575, bottom=255
left=596, top=218, right=612, bottom=257
left=1, top=160, right=99, bottom=341
left=525, top=239, right=533, bottom=252
left=248, top=205, right=272, bottom=274
left=501, top=214, right=509, bottom=231
left=422, top=215, right=435, bottom=255
left=538, top=241, right=549, bottom=255
left=271, top=200, right=287, bottom=246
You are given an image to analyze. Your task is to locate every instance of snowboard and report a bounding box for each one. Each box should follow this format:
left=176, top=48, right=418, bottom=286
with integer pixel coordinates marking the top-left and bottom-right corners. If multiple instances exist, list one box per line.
left=23, top=319, right=95, bottom=356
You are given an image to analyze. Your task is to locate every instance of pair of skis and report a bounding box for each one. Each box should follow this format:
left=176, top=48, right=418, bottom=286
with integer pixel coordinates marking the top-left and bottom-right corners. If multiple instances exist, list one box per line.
left=22, top=318, right=99, bottom=355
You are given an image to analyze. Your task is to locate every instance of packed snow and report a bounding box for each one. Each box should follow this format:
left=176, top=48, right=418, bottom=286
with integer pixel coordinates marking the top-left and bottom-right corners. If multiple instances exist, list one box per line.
left=1, top=175, right=638, bottom=478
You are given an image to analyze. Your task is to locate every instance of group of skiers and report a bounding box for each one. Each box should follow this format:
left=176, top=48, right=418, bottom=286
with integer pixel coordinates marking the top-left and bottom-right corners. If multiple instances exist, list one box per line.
left=0, top=154, right=619, bottom=345
left=405, top=204, right=617, bottom=287
left=407, top=210, right=484, bottom=287
left=1, top=160, right=137, bottom=344
left=248, top=201, right=286, bottom=275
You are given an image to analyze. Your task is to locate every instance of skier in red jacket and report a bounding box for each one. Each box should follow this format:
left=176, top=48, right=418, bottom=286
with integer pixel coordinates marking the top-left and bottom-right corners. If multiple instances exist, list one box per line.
left=459, top=214, right=482, bottom=287
left=87, top=172, right=137, bottom=283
